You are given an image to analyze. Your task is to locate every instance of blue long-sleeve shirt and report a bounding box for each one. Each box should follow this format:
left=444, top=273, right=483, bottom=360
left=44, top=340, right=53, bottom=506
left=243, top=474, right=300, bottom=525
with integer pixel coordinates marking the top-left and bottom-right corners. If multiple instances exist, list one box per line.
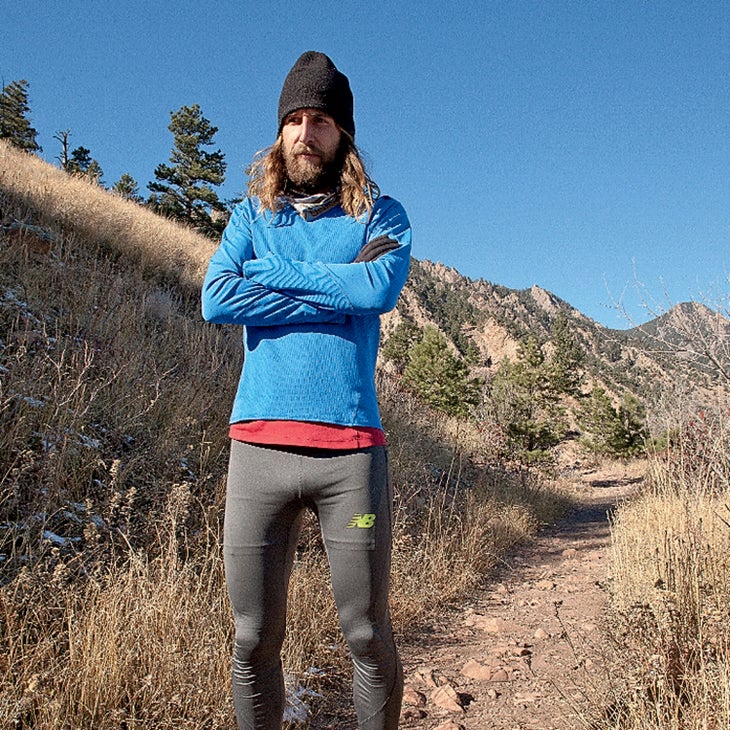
left=201, top=195, right=411, bottom=428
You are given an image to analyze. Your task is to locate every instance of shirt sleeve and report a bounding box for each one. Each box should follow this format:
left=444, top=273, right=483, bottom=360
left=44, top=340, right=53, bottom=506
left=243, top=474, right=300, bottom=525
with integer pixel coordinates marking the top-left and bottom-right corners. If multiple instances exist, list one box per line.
left=242, top=197, right=412, bottom=315
left=201, top=201, right=346, bottom=326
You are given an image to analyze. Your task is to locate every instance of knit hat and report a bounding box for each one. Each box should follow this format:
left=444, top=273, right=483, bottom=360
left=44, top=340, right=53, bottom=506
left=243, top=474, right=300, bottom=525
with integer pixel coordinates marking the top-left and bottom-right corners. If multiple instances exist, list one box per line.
left=278, top=51, right=355, bottom=138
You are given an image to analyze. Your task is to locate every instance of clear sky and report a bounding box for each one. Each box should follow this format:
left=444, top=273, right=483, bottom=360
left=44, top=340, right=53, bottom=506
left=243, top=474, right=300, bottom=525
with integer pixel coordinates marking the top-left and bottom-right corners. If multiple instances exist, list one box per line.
left=2, top=0, right=728, bottom=328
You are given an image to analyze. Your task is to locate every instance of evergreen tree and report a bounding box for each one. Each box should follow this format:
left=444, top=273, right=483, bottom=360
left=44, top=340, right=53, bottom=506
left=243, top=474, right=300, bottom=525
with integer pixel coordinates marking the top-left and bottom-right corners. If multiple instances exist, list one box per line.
left=67, top=146, right=104, bottom=184
left=575, top=386, right=618, bottom=454
left=576, top=387, right=648, bottom=457
left=148, top=104, right=227, bottom=237
left=0, top=79, right=40, bottom=152
left=615, top=393, right=649, bottom=456
left=547, top=313, right=585, bottom=395
left=381, top=319, right=421, bottom=373
left=112, top=172, right=142, bottom=202
left=403, top=326, right=481, bottom=417
left=490, top=336, right=568, bottom=462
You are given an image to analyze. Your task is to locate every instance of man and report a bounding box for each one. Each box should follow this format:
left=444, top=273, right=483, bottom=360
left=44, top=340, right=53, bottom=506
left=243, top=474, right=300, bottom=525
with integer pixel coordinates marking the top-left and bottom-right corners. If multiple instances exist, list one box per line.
left=202, top=51, right=411, bottom=730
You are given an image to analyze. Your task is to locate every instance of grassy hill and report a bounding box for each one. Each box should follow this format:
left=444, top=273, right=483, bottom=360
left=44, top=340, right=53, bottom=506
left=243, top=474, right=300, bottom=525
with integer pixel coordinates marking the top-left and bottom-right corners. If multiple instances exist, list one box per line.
left=2, top=140, right=728, bottom=729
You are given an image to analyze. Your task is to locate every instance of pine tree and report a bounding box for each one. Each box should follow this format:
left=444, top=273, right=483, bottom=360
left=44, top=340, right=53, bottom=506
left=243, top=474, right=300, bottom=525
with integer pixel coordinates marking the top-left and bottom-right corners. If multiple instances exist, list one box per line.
left=616, top=393, right=648, bottom=456
left=403, top=326, right=481, bottom=417
left=148, top=104, right=227, bottom=237
left=0, top=80, right=41, bottom=152
left=490, top=336, right=568, bottom=462
left=112, top=173, right=142, bottom=202
left=547, top=313, right=585, bottom=395
left=67, top=146, right=104, bottom=184
left=576, top=387, right=648, bottom=457
left=575, top=386, right=618, bottom=454
left=381, top=319, right=421, bottom=373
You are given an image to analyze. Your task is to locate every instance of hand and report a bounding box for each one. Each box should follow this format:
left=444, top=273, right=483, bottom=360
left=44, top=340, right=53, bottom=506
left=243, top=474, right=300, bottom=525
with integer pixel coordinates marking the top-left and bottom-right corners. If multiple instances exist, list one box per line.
left=353, top=235, right=400, bottom=263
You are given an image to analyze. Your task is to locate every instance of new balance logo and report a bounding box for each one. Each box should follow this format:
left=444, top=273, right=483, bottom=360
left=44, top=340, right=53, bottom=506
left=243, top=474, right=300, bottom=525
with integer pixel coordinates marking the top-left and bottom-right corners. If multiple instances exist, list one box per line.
left=346, top=513, right=376, bottom=529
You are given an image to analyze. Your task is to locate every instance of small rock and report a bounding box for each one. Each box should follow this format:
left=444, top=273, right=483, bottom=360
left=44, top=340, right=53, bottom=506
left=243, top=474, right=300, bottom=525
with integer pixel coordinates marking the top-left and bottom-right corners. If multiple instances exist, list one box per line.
left=487, top=687, right=499, bottom=700
left=489, top=669, right=511, bottom=682
left=562, top=548, right=579, bottom=557
left=461, top=659, right=492, bottom=681
left=464, top=614, right=508, bottom=633
left=488, top=644, right=510, bottom=656
left=431, top=684, right=464, bottom=713
left=535, top=579, right=557, bottom=590
left=413, top=667, right=439, bottom=687
left=403, top=687, right=427, bottom=706
left=510, top=659, right=531, bottom=676
left=433, top=721, right=464, bottom=730
left=533, top=627, right=549, bottom=640
left=401, top=707, right=428, bottom=721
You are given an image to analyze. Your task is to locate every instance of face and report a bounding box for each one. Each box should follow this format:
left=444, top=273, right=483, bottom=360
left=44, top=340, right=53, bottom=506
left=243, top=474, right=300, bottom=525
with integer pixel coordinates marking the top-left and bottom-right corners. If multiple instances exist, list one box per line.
left=280, top=108, right=343, bottom=193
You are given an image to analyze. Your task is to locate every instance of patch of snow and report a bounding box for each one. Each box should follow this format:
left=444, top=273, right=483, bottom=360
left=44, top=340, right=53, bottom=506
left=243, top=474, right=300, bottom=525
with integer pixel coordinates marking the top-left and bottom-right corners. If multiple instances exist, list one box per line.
left=283, top=674, right=323, bottom=725
left=76, top=434, right=101, bottom=450
left=62, top=510, right=83, bottom=525
left=43, top=530, right=82, bottom=547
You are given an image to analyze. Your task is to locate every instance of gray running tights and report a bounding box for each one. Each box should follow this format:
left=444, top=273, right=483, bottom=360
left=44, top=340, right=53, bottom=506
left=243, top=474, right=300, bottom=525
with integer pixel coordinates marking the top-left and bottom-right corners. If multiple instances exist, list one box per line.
left=223, top=440, right=403, bottom=729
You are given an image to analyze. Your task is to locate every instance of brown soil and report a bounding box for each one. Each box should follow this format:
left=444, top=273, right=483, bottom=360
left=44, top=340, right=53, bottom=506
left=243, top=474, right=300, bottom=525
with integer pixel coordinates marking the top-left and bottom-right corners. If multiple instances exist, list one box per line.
left=397, top=463, right=643, bottom=730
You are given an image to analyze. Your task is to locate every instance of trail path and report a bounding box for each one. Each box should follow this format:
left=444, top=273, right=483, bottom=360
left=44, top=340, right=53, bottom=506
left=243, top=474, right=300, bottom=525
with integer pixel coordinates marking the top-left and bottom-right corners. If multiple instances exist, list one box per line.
left=396, top=463, right=643, bottom=730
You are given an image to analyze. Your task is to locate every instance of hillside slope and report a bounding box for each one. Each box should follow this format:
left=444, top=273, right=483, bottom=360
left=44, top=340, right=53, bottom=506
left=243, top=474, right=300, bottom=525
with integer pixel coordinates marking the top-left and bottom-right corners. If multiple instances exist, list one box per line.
left=391, top=258, right=729, bottom=420
left=1, top=138, right=574, bottom=729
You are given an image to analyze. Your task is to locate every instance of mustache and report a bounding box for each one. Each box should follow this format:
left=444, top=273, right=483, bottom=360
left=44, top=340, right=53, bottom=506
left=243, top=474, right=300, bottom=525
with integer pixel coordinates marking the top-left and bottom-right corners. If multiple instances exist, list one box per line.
left=292, top=143, right=324, bottom=157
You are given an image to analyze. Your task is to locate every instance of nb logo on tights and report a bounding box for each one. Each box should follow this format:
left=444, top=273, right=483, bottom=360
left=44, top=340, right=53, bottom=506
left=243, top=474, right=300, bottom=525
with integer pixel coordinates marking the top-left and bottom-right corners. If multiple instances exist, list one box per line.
left=346, top=513, right=376, bottom=529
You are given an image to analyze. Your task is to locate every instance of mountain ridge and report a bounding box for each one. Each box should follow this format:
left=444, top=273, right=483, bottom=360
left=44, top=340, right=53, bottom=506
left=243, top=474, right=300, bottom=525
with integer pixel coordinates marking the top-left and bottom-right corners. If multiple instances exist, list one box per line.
left=387, top=258, right=728, bottom=420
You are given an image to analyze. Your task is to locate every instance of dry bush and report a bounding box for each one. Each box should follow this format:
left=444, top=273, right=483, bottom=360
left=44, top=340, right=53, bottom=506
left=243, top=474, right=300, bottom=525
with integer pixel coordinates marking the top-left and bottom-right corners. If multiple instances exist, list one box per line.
left=1, top=500, right=233, bottom=730
left=602, top=409, right=730, bottom=729
left=0, top=219, right=237, bottom=565
left=1, top=157, right=239, bottom=726
left=378, top=372, right=571, bottom=629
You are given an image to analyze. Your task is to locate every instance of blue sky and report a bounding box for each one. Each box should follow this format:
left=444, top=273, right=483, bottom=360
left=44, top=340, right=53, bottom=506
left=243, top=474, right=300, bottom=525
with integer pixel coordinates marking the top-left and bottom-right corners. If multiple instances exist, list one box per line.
left=2, top=0, right=728, bottom=328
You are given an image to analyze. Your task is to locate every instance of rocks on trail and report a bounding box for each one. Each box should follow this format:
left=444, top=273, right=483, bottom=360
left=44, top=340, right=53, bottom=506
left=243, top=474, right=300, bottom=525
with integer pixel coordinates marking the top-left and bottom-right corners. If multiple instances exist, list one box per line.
left=398, top=466, right=642, bottom=730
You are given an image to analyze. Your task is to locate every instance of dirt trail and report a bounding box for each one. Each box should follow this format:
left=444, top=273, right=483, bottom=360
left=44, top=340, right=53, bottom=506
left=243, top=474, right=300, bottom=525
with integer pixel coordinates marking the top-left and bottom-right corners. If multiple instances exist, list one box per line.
left=397, top=463, right=644, bottom=730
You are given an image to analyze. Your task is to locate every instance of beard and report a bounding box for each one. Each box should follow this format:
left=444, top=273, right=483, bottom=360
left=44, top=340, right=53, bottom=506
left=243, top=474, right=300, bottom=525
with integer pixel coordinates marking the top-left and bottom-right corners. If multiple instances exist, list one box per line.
left=283, top=142, right=342, bottom=194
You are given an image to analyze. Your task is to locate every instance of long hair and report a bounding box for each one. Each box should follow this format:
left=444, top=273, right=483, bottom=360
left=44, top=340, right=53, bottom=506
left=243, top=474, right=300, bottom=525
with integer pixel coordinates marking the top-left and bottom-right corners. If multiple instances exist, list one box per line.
left=247, top=132, right=380, bottom=219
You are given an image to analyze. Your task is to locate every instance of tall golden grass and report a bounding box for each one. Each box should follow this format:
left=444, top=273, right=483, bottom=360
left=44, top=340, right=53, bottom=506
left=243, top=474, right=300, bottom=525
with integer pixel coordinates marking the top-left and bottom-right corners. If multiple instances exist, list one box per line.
left=0, top=140, right=216, bottom=292
left=602, top=410, right=730, bottom=729
left=0, top=141, right=571, bottom=728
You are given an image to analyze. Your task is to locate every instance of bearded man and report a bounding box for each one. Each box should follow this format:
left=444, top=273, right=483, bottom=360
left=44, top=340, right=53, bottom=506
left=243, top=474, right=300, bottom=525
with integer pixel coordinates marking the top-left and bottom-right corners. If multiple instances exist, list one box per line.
left=202, top=51, right=411, bottom=730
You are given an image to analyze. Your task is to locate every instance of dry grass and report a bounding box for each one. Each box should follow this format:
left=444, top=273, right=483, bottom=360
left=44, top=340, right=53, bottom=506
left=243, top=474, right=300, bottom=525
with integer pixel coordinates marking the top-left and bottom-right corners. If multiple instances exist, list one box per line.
left=0, top=142, right=572, bottom=728
left=1, top=511, right=232, bottom=729
left=0, top=140, right=216, bottom=292
left=600, top=410, right=730, bottom=729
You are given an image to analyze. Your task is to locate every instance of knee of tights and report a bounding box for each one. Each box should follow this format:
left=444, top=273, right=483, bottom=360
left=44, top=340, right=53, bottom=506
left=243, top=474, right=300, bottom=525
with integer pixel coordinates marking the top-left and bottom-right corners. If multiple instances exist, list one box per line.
left=233, top=623, right=285, bottom=665
left=341, top=620, right=387, bottom=658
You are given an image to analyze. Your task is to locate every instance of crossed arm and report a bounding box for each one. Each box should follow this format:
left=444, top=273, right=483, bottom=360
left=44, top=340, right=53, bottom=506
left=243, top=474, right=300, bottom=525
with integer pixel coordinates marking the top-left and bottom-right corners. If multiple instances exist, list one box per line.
left=201, top=200, right=411, bottom=327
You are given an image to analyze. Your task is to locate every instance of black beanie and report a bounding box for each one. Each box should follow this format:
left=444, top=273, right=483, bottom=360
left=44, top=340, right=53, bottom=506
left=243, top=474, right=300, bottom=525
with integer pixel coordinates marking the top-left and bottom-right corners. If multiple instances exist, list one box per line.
left=277, top=51, right=355, bottom=139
